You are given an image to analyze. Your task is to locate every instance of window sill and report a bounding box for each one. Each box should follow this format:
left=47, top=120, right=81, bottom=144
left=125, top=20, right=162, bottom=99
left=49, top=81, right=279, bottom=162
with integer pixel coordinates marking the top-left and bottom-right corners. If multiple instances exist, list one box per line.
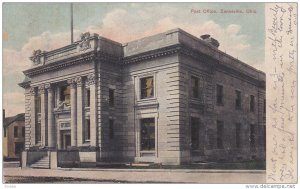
left=83, top=141, right=91, bottom=145
left=140, top=151, right=155, bottom=157
left=138, top=96, right=156, bottom=102
left=135, top=99, right=158, bottom=110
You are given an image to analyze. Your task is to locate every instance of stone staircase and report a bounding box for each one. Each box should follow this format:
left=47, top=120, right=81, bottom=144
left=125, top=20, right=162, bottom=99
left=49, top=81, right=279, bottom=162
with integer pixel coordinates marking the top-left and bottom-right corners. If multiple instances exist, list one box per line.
left=30, top=155, right=50, bottom=169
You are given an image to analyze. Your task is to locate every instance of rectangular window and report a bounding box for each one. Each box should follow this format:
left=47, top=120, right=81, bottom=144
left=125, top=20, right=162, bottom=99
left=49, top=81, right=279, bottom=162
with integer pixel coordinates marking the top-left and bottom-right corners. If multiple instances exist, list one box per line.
left=191, top=76, right=199, bottom=98
left=109, top=119, right=114, bottom=139
left=250, top=95, right=255, bottom=112
left=60, top=86, right=71, bottom=106
left=235, top=90, right=241, bottom=110
left=140, top=118, right=155, bottom=151
left=35, top=95, right=41, bottom=113
left=191, top=117, right=200, bottom=150
left=14, top=127, right=18, bottom=138
left=216, top=84, right=223, bottom=105
left=35, top=122, right=41, bottom=143
left=84, top=119, right=90, bottom=141
left=141, top=76, right=154, bottom=99
left=236, top=123, right=241, bottom=148
left=250, top=124, right=255, bottom=149
left=217, top=120, right=224, bottom=149
left=22, top=127, right=25, bottom=138
left=109, top=89, right=114, bottom=107
left=86, top=88, right=90, bottom=107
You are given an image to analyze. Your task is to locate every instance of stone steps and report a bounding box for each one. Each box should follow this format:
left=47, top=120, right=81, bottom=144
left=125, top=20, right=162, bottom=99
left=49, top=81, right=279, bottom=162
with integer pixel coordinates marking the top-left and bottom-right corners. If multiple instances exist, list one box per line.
left=30, top=156, right=50, bottom=169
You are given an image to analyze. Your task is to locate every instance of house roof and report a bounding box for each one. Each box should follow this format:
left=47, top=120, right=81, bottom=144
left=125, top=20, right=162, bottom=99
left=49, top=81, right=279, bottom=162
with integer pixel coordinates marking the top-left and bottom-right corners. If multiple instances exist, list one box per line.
left=3, top=113, right=25, bottom=129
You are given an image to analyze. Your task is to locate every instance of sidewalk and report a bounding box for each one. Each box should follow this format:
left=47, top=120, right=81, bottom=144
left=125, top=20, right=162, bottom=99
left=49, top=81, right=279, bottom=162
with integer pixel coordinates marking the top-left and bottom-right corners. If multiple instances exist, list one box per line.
left=3, top=167, right=266, bottom=183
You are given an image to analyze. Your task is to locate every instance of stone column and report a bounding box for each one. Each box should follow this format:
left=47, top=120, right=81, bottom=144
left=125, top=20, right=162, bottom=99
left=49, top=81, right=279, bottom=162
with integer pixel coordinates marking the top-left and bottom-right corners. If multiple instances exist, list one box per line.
left=68, top=78, right=77, bottom=147
left=87, top=73, right=97, bottom=146
left=29, top=87, right=36, bottom=146
left=38, top=84, right=47, bottom=146
left=56, top=114, right=61, bottom=149
left=76, top=77, right=84, bottom=146
left=45, top=83, right=55, bottom=148
left=56, top=86, right=61, bottom=149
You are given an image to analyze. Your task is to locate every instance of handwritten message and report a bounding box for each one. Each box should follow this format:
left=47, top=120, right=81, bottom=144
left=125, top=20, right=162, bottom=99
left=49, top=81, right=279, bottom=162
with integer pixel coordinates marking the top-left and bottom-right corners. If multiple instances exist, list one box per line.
left=266, top=3, right=297, bottom=183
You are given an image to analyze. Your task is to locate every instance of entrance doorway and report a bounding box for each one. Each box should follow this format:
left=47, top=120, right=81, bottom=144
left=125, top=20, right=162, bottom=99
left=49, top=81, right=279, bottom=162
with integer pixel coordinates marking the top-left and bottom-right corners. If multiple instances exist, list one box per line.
left=61, top=132, right=71, bottom=149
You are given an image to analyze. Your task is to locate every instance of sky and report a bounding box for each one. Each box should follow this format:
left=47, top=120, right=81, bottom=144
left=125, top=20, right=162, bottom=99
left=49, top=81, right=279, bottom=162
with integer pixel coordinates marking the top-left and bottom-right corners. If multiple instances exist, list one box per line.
left=3, top=2, right=265, bottom=117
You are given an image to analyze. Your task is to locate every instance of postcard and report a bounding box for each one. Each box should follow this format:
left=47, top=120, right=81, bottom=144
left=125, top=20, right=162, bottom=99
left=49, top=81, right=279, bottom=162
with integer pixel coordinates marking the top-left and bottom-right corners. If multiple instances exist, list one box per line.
left=2, top=2, right=297, bottom=186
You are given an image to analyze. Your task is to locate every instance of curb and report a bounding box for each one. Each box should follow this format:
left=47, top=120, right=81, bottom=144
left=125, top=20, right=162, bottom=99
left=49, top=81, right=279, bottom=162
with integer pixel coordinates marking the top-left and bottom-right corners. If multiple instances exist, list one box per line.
left=58, top=167, right=266, bottom=173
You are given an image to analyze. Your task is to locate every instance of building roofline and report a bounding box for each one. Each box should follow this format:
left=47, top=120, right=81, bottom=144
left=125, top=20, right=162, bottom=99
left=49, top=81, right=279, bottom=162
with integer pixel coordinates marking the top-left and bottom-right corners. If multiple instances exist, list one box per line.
left=3, top=113, right=25, bottom=129
left=20, top=28, right=265, bottom=82
left=124, top=28, right=265, bottom=75
left=174, top=28, right=265, bottom=75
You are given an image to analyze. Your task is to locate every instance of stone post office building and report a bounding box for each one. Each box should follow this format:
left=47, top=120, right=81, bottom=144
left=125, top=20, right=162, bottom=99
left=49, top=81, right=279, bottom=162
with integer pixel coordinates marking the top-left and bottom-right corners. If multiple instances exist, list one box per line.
left=19, top=28, right=266, bottom=167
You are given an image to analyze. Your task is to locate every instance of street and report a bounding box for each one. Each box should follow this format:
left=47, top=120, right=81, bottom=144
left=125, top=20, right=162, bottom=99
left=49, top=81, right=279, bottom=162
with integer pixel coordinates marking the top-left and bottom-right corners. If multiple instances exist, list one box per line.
left=3, top=167, right=266, bottom=184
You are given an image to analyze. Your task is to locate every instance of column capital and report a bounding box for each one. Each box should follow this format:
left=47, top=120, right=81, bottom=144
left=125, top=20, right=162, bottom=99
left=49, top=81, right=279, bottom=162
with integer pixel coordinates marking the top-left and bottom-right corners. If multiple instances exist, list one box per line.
left=87, top=73, right=96, bottom=86
left=75, top=76, right=83, bottom=87
left=29, top=87, right=36, bottom=96
left=44, top=83, right=54, bottom=92
left=38, top=84, right=45, bottom=94
left=67, top=78, right=77, bottom=88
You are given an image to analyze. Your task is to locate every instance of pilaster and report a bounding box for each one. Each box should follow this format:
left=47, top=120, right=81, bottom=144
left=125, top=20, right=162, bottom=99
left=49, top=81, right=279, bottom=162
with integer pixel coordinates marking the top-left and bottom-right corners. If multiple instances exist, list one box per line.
left=87, top=73, right=97, bottom=147
left=68, top=78, right=77, bottom=147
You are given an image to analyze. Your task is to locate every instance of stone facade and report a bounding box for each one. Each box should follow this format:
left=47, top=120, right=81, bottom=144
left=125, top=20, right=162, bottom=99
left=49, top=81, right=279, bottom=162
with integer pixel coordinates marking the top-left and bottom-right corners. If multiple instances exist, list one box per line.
left=19, top=28, right=266, bottom=166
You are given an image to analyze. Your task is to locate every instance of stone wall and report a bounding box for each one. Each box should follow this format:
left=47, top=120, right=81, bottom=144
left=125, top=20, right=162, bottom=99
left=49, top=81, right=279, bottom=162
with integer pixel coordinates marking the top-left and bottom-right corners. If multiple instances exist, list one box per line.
left=24, top=88, right=32, bottom=149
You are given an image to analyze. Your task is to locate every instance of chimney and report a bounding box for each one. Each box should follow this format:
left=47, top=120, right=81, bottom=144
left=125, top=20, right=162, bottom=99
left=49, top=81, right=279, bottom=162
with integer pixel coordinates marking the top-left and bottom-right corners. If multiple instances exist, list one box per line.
left=200, top=34, right=220, bottom=48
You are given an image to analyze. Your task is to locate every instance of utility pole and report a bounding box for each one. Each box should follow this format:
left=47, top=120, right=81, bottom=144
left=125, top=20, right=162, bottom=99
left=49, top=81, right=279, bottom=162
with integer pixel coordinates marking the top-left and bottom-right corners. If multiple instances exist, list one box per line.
left=70, top=3, right=74, bottom=44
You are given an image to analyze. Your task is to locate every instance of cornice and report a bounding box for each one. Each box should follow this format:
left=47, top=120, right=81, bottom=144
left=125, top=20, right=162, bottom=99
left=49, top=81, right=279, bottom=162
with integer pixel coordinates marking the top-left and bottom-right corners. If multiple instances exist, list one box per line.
left=24, top=51, right=96, bottom=77
left=123, top=44, right=265, bottom=89
left=123, top=44, right=181, bottom=65
left=24, top=50, right=122, bottom=77
left=18, top=81, right=31, bottom=89
left=22, top=41, right=265, bottom=90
